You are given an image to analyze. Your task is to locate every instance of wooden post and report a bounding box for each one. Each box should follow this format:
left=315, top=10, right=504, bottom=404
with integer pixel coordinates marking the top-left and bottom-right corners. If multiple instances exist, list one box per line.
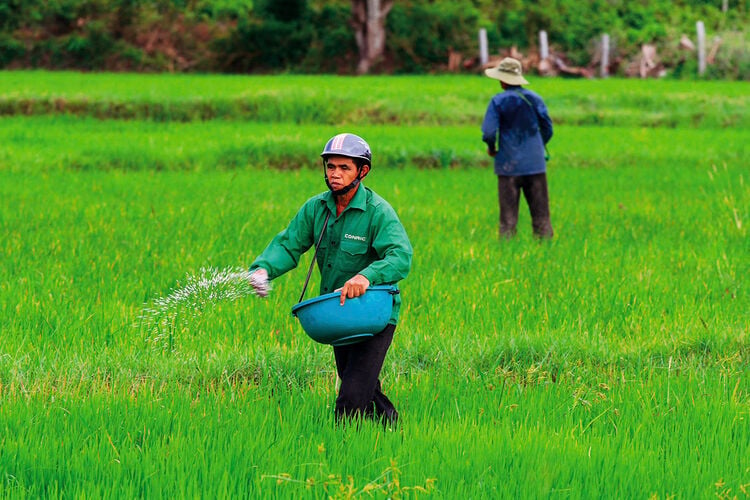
left=601, top=33, right=610, bottom=78
left=479, top=28, right=488, bottom=66
left=539, top=30, right=549, bottom=60
left=696, top=21, right=706, bottom=75
left=722, top=0, right=728, bottom=12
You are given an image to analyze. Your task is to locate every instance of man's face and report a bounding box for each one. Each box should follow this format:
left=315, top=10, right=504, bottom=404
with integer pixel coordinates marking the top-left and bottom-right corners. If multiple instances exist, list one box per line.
left=325, top=155, right=367, bottom=191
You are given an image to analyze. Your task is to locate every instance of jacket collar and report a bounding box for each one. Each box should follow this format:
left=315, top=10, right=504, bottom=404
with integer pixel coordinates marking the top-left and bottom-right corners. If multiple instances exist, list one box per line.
left=323, top=183, right=367, bottom=214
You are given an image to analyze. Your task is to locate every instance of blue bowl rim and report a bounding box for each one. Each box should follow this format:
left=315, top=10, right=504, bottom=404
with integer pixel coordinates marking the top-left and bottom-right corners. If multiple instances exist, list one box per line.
left=291, top=285, right=398, bottom=316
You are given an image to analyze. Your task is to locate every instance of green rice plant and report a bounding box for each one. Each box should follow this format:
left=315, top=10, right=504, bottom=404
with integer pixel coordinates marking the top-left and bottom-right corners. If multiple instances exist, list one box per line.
left=0, top=75, right=747, bottom=497
left=0, top=116, right=746, bottom=175
left=0, top=364, right=746, bottom=498
left=1, top=154, right=747, bottom=498
left=0, top=71, right=747, bottom=128
left=0, top=120, right=746, bottom=383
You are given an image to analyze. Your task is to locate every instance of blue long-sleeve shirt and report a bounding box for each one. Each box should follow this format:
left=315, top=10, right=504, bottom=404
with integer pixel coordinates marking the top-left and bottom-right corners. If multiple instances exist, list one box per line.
left=482, top=86, right=553, bottom=176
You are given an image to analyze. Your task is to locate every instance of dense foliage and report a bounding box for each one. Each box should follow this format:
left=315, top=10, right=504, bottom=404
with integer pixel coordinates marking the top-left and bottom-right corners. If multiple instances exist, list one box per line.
left=0, top=0, right=747, bottom=78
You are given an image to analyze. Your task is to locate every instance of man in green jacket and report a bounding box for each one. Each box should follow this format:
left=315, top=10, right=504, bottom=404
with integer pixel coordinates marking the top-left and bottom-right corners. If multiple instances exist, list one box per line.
left=248, top=133, right=413, bottom=426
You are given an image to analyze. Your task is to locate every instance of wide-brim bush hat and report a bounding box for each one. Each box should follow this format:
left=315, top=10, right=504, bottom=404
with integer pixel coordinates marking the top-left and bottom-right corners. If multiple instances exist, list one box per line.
left=484, top=57, right=529, bottom=85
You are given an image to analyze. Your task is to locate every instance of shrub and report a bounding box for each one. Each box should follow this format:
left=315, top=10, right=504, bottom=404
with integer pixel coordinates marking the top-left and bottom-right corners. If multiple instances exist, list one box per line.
left=65, top=20, right=116, bottom=69
left=387, top=1, right=482, bottom=73
left=300, top=4, right=357, bottom=74
left=705, top=31, right=750, bottom=81
left=0, top=35, right=25, bottom=67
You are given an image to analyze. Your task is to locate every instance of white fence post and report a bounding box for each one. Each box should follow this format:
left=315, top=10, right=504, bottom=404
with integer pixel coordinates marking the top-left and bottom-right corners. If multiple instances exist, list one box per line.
left=539, top=30, right=549, bottom=60
left=696, top=21, right=706, bottom=75
left=479, top=28, right=488, bottom=66
left=601, top=33, right=610, bottom=78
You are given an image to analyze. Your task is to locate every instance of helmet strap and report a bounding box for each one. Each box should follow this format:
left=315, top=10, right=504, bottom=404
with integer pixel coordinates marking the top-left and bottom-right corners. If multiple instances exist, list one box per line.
left=326, top=177, right=361, bottom=196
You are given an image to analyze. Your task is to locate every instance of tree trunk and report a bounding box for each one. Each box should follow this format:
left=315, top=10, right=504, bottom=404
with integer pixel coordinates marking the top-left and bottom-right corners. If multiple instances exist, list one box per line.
left=351, top=0, right=394, bottom=74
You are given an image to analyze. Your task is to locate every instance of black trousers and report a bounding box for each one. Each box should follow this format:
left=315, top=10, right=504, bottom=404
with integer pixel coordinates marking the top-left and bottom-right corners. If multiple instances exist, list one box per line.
left=333, top=323, right=397, bottom=424
left=497, top=173, right=553, bottom=239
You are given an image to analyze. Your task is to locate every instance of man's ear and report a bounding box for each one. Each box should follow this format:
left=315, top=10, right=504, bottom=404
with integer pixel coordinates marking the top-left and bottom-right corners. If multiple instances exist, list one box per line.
left=359, top=164, right=371, bottom=178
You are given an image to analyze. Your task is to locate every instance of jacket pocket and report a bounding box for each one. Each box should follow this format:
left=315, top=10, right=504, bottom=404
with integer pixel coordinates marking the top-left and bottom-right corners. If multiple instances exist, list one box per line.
left=338, top=239, right=369, bottom=274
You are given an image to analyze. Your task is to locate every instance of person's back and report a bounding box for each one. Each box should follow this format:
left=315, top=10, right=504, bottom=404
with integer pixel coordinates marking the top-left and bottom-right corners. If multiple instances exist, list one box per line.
left=481, top=57, right=554, bottom=239
left=483, top=86, right=551, bottom=176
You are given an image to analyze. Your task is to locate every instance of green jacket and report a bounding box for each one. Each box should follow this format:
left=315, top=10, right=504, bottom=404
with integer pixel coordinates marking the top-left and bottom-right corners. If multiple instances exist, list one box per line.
left=250, top=184, right=413, bottom=324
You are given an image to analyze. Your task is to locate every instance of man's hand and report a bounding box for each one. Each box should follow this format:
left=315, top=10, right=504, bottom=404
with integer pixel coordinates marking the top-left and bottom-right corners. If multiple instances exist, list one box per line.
left=249, top=268, right=270, bottom=297
left=487, top=148, right=497, bottom=157
left=337, top=274, right=370, bottom=305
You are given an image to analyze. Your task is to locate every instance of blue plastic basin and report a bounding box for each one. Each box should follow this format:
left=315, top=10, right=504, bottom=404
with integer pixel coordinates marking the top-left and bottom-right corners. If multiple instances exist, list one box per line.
left=291, top=285, right=397, bottom=346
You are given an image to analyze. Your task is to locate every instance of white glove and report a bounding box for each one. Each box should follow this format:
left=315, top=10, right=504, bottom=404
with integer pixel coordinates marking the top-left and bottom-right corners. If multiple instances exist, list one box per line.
left=249, top=268, right=270, bottom=297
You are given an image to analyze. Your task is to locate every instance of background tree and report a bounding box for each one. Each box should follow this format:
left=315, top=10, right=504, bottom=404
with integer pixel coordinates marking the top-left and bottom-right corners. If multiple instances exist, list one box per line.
left=351, top=0, right=393, bottom=74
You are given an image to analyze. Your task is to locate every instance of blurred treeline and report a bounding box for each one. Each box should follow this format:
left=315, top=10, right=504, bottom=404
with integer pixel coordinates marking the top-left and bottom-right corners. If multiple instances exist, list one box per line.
left=0, top=0, right=747, bottom=79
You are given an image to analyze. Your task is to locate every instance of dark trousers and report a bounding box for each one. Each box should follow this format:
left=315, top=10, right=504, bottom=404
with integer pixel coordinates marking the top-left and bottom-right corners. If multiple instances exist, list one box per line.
left=333, top=323, right=397, bottom=425
left=497, top=173, right=553, bottom=239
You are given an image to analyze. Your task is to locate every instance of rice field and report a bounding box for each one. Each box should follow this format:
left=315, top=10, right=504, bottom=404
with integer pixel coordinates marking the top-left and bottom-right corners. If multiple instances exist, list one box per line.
left=0, top=72, right=748, bottom=498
